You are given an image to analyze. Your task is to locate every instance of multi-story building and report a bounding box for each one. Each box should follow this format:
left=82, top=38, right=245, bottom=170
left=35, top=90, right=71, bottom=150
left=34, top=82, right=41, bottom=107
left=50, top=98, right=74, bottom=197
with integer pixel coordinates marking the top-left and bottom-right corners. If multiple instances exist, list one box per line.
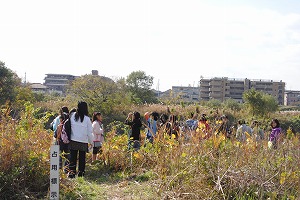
left=172, top=86, right=200, bottom=102
left=29, top=83, right=48, bottom=93
left=284, top=90, right=300, bottom=106
left=199, top=77, right=285, bottom=105
left=44, top=74, right=78, bottom=94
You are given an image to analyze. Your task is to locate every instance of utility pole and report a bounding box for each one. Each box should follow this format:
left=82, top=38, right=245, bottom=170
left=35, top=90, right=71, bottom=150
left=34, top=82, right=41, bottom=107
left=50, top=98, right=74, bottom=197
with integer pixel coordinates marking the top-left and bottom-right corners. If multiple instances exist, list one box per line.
left=157, top=79, right=160, bottom=98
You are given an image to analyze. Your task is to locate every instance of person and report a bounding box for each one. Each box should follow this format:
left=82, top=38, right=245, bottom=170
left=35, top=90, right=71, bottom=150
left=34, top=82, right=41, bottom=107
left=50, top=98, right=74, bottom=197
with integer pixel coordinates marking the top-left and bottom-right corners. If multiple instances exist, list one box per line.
left=159, top=113, right=169, bottom=127
left=186, top=113, right=198, bottom=131
left=68, top=101, right=93, bottom=178
left=92, top=112, right=104, bottom=162
left=125, top=111, right=142, bottom=151
left=166, top=114, right=180, bottom=140
left=53, top=112, right=70, bottom=171
left=218, top=115, right=232, bottom=138
left=145, top=111, right=159, bottom=144
left=251, top=120, right=264, bottom=141
left=197, top=114, right=211, bottom=139
left=269, top=119, right=281, bottom=149
left=236, top=119, right=252, bottom=142
left=51, top=106, right=69, bottom=133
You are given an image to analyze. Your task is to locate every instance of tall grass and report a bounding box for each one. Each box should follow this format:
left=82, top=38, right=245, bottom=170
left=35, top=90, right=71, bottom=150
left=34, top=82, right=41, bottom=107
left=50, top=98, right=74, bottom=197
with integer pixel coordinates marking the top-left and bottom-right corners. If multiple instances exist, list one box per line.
left=100, top=124, right=300, bottom=199
left=0, top=103, right=52, bottom=199
left=1, top=102, right=300, bottom=199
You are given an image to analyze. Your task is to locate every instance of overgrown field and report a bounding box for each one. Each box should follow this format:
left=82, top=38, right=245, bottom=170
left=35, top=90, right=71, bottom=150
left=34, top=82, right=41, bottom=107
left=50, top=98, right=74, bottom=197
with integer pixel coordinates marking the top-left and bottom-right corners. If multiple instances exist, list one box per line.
left=1, top=103, right=300, bottom=199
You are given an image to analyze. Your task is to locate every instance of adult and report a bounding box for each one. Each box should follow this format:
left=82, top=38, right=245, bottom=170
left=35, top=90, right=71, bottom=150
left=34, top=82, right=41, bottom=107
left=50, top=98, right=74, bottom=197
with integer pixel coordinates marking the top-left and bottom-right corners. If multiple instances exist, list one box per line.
left=68, top=101, right=93, bottom=178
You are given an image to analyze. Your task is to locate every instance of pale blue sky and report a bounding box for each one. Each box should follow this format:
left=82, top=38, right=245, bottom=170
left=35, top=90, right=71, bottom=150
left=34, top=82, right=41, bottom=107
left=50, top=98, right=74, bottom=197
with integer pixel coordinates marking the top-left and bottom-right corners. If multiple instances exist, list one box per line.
left=1, top=0, right=300, bottom=91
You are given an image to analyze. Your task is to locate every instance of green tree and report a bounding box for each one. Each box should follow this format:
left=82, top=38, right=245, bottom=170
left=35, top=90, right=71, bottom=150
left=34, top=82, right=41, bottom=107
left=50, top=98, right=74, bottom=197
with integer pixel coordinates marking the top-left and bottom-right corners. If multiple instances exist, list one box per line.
left=206, top=99, right=222, bottom=110
left=223, top=98, right=242, bottom=113
left=68, top=75, right=131, bottom=122
left=126, top=71, right=157, bottom=104
left=0, top=61, right=21, bottom=104
left=262, top=94, right=278, bottom=116
left=243, top=89, right=278, bottom=117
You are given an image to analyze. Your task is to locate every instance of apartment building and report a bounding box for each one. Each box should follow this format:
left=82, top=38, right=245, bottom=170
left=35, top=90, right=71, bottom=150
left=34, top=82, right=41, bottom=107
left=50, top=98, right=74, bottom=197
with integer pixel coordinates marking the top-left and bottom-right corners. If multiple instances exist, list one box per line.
left=29, top=83, right=48, bottom=93
left=172, top=86, right=200, bottom=102
left=200, top=77, right=285, bottom=105
left=44, top=74, right=78, bottom=94
left=284, top=90, right=300, bottom=106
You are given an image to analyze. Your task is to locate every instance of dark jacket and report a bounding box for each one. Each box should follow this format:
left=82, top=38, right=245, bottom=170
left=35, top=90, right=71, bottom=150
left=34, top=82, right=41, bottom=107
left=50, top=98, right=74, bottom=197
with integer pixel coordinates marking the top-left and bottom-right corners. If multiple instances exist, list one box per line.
left=125, top=119, right=142, bottom=141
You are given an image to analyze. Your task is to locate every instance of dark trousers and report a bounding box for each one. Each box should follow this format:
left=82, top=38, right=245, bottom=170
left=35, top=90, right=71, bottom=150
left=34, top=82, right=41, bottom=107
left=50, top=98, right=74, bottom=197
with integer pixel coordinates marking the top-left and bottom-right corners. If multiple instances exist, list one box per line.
left=69, top=149, right=86, bottom=178
left=59, top=143, right=70, bottom=170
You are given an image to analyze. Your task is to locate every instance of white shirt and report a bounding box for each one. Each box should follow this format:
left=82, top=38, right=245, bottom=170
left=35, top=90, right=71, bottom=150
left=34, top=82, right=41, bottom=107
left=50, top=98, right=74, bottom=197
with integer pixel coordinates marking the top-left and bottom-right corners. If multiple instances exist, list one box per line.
left=70, top=113, right=93, bottom=144
left=92, top=121, right=104, bottom=143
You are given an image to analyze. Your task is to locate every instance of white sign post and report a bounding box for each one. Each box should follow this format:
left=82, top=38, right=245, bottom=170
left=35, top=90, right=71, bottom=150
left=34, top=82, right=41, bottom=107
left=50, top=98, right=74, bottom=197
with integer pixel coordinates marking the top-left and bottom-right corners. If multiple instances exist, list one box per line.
left=50, top=145, right=60, bottom=200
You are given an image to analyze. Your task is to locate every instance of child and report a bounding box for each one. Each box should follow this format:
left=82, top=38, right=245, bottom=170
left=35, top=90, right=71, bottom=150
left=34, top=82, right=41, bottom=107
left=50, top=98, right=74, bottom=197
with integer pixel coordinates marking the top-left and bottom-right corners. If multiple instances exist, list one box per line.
left=92, top=112, right=104, bottom=162
left=269, top=119, right=281, bottom=149
left=54, top=113, right=70, bottom=171
left=125, top=111, right=142, bottom=151
left=146, top=112, right=159, bottom=143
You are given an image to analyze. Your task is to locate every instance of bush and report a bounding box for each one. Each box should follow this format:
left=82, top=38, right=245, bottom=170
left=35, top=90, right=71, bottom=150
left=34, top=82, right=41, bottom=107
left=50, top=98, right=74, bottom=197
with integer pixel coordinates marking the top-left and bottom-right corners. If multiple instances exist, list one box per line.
left=0, top=103, right=52, bottom=199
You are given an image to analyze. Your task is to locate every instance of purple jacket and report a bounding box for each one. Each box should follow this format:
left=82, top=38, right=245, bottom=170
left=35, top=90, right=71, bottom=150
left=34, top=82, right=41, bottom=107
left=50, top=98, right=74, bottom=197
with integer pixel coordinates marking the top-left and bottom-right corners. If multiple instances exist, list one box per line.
left=269, top=127, right=281, bottom=142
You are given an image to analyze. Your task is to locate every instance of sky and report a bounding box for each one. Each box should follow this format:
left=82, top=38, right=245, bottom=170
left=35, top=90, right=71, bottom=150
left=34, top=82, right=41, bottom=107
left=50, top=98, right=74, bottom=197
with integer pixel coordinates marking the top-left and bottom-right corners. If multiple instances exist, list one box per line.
left=1, top=0, right=300, bottom=91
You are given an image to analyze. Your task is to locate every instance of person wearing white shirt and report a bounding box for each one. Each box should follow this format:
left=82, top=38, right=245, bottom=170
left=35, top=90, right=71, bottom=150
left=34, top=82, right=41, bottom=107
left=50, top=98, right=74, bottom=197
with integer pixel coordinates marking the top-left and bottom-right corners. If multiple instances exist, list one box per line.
left=68, top=101, right=93, bottom=178
left=92, top=112, right=104, bottom=162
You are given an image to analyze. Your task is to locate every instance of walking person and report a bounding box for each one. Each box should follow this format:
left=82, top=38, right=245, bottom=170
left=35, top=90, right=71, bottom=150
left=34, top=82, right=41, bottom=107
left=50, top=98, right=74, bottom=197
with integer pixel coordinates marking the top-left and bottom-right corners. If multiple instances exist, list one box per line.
left=68, top=101, right=93, bottom=178
left=92, top=112, right=104, bottom=162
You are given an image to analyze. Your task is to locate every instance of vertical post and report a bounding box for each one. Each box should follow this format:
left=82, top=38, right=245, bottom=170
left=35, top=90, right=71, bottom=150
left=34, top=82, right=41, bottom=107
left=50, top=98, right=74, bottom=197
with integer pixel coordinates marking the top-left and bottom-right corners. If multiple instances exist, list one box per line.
left=50, top=145, right=60, bottom=200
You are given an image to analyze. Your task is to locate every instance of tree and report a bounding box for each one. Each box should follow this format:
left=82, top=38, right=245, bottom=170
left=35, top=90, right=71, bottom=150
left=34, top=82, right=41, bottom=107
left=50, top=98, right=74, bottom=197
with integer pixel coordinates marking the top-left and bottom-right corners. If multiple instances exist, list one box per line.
left=223, top=98, right=242, bottom=113
left=0, top=61, right=21, bottom=104
left=68, top=74, right=131, bottom=122
left=126, top=71, right=157, bottom=104
left=262, top=94, right=278, bottom=116
left=243, top=89, right=278, bottom=117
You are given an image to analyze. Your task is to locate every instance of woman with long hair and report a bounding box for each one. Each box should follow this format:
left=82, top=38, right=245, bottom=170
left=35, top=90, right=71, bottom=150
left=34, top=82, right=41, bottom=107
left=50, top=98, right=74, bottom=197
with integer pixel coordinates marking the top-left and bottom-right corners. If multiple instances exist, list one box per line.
left=269, top=118, right=281, bottom=149
left=68, top=101, right=93, bottom=178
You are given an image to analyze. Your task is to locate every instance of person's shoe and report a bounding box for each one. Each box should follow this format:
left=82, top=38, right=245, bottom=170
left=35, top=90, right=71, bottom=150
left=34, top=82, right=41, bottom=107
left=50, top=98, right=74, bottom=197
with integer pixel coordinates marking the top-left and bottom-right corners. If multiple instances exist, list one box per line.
left=68, top=172, right=75, bottom=179
left=78, top=171, right=85, bottom=177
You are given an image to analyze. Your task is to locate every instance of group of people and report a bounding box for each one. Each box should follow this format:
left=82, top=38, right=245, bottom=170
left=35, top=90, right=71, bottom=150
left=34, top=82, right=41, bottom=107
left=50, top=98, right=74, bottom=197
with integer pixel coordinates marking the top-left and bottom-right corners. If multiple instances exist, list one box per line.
left=51, top=102, right=284, bottom=178
left=52, top=101, right=104, bottom=178
left=124, top=111, right=284, bottom=150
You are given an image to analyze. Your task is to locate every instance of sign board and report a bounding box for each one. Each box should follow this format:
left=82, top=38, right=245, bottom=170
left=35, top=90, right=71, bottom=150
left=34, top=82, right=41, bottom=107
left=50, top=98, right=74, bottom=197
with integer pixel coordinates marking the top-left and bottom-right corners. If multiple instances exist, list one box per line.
left=50, top=145, right=60, bottom=200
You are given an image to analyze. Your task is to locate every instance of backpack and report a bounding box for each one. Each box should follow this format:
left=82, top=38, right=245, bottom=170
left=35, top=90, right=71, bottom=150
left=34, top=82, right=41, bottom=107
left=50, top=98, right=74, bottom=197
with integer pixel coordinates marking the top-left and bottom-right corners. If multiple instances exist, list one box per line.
left=61, top=114, right=71, bottom=144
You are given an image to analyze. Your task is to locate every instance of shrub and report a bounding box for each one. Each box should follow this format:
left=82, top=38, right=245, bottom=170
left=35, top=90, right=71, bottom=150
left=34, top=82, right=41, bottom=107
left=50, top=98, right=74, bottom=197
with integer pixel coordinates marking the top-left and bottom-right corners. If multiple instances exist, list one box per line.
left=0, top=103, right=52, bottom=199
